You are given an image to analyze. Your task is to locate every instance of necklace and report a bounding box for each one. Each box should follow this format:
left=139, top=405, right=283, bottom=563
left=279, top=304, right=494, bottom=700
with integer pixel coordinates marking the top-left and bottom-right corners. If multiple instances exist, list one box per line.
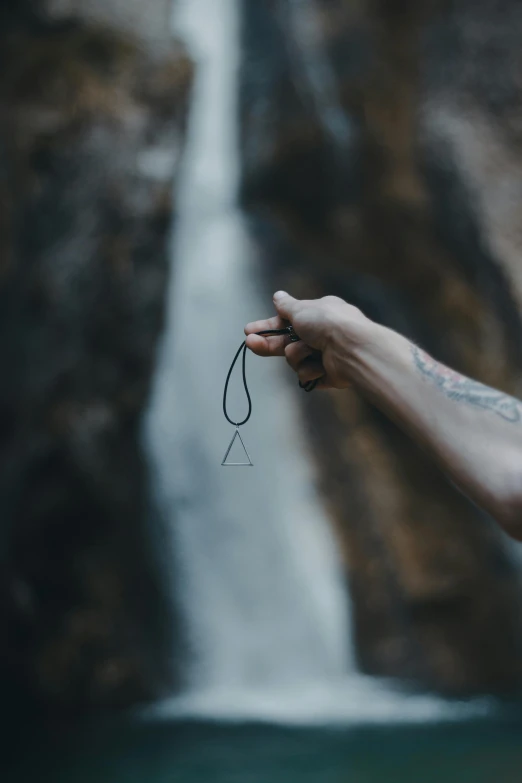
left=222, top=325, right=318, bottom=466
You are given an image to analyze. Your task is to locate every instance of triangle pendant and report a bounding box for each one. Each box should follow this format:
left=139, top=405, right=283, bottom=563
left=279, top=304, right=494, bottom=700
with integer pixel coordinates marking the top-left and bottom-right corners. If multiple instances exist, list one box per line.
left=221, top=428, right=254, bottom=467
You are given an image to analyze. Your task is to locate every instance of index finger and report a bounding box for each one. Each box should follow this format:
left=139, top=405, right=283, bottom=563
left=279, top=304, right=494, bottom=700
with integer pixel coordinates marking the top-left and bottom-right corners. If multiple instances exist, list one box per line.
left=244, top=315, right=289, bottom=357
left=245, top=333, right=287, bottom=357
left=244, top=315, right=286, bottom=335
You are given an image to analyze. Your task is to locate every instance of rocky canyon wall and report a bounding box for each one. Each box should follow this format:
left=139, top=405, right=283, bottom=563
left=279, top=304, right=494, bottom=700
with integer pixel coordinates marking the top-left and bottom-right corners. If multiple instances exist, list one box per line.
left=0, top=0, right=193, bottom=712
left=240, top=0, right=522, bottom=695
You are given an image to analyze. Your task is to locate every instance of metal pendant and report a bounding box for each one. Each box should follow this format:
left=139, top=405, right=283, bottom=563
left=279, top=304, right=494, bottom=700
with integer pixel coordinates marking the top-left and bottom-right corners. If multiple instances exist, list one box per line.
left=221, top=427, right=254, bottom=467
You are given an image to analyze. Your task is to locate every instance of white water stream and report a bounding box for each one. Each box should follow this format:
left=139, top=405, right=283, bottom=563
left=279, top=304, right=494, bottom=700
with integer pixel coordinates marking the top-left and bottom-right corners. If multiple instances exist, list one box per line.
left=143, top=0, right=490, bottom=725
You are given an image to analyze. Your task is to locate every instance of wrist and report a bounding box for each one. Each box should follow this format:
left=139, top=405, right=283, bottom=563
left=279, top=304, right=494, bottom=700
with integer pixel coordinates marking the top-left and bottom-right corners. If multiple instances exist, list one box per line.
left=343, top=321, right=412, bottom=391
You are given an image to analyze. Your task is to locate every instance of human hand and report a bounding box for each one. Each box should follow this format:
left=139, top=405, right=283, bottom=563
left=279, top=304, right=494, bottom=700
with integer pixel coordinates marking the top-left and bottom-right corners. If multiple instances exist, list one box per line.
left=245, top=291, right=375, bottom=390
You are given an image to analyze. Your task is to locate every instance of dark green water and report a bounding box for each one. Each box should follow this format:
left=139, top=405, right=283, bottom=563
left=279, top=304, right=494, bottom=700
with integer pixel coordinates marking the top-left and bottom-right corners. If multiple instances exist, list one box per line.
left=6, top=713, right=522, bottom=783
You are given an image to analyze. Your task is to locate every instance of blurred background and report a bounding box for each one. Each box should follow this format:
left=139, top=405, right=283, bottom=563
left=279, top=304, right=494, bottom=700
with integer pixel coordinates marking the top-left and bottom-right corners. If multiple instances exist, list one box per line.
left=3, top=0, right=522, bottom=780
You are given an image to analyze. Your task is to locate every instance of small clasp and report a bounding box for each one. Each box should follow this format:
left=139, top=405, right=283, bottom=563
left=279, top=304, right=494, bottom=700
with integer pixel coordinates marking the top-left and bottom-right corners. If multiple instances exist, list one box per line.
left=286, top=325, right=301, bottom=343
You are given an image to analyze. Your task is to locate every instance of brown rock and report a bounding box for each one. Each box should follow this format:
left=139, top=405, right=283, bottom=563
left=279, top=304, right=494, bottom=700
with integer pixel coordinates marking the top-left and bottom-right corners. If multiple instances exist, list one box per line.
left=240, top=0, right=522, bottom=694
left=0, top=3, right=193, bottom=710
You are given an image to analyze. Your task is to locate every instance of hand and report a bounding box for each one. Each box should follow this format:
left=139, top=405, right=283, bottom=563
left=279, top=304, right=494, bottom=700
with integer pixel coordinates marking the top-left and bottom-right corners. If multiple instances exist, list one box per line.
left=245, top=291, right=375, bottom=390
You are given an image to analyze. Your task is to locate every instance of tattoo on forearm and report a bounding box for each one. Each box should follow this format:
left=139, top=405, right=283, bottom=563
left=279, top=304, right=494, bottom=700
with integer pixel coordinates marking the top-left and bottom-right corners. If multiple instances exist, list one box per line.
left=411, top=346, right=522, bottom=424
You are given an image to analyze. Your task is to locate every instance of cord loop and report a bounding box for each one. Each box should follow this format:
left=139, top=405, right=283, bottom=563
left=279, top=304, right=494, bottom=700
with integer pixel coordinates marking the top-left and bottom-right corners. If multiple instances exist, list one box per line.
left=223, top=327, right=318, bottom=427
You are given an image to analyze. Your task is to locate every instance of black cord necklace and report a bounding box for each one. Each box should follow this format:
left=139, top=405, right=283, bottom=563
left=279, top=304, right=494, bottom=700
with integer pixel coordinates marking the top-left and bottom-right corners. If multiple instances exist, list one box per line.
left=222, top=325, right=318, bottom=466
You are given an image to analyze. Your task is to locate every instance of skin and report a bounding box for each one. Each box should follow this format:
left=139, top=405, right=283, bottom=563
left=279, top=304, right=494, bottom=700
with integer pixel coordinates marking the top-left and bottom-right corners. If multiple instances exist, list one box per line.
left=245, top=291, right=522, bottom=540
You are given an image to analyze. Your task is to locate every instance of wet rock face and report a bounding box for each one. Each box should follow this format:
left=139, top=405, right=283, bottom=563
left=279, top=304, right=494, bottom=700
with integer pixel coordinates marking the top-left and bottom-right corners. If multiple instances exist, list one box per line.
left=45, top=0, right=175, bottom=51
left=240, top=0, right=522, bottom=695
left=0, top=3, right=193, bottom=709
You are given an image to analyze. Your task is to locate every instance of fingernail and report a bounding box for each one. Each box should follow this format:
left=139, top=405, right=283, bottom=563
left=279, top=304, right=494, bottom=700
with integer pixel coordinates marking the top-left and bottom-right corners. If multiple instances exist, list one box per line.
left=273, top=290, right=287, bottom=300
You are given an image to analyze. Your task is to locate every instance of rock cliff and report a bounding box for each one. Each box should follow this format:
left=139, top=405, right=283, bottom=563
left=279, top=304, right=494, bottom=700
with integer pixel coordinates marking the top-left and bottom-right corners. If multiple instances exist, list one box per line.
left=240, top=0, right=522, bottom=694
left=0, top=0, right=193, bottom=710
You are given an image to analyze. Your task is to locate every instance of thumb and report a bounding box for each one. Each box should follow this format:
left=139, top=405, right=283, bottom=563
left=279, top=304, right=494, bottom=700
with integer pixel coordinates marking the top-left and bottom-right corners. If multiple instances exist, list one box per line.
left=273, top=290, right=299, bottom=320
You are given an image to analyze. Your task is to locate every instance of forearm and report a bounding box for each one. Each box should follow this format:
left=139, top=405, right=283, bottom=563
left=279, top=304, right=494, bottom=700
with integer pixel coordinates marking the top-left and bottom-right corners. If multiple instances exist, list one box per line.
left=347, top=324, right=522, bottom=538
left=246, top=291, right=522, bottom=537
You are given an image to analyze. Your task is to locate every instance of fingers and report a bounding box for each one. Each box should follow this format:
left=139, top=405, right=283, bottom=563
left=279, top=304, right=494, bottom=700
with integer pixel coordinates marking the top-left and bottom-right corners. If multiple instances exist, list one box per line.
left=285, top=342, right=325, bottom=384
left=297, top=358, right=324, bottom=384
left=243, top=291, right=299, bottom=337
left=244, top=291, right=301, bottom=358
left=245, top=333, right=287, bottom=357
left=273, top=290, right=299, bottom=320
left=244, top=315, right=286, bottom=336
left=284, top=341, right=314, bottom=371
left=245, top=314, right=288, bottom=357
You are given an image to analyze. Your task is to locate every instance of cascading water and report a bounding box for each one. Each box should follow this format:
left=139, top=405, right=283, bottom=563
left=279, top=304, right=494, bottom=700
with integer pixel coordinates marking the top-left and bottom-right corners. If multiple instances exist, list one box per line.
left=145, top=0, right=350, bottom=695
left=143, top=0, right=489, bottom=724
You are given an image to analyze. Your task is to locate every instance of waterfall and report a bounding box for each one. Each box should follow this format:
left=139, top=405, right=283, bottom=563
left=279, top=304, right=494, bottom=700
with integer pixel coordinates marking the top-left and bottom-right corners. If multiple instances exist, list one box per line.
left=142, top=0, right=489, bottom=725
left=146, top=0, right=350, bottom=693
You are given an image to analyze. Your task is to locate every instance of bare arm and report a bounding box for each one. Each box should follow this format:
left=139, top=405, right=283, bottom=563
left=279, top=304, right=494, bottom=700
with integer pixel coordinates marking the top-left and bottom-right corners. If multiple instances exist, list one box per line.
left=246, top=292, right=522, bottom=539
